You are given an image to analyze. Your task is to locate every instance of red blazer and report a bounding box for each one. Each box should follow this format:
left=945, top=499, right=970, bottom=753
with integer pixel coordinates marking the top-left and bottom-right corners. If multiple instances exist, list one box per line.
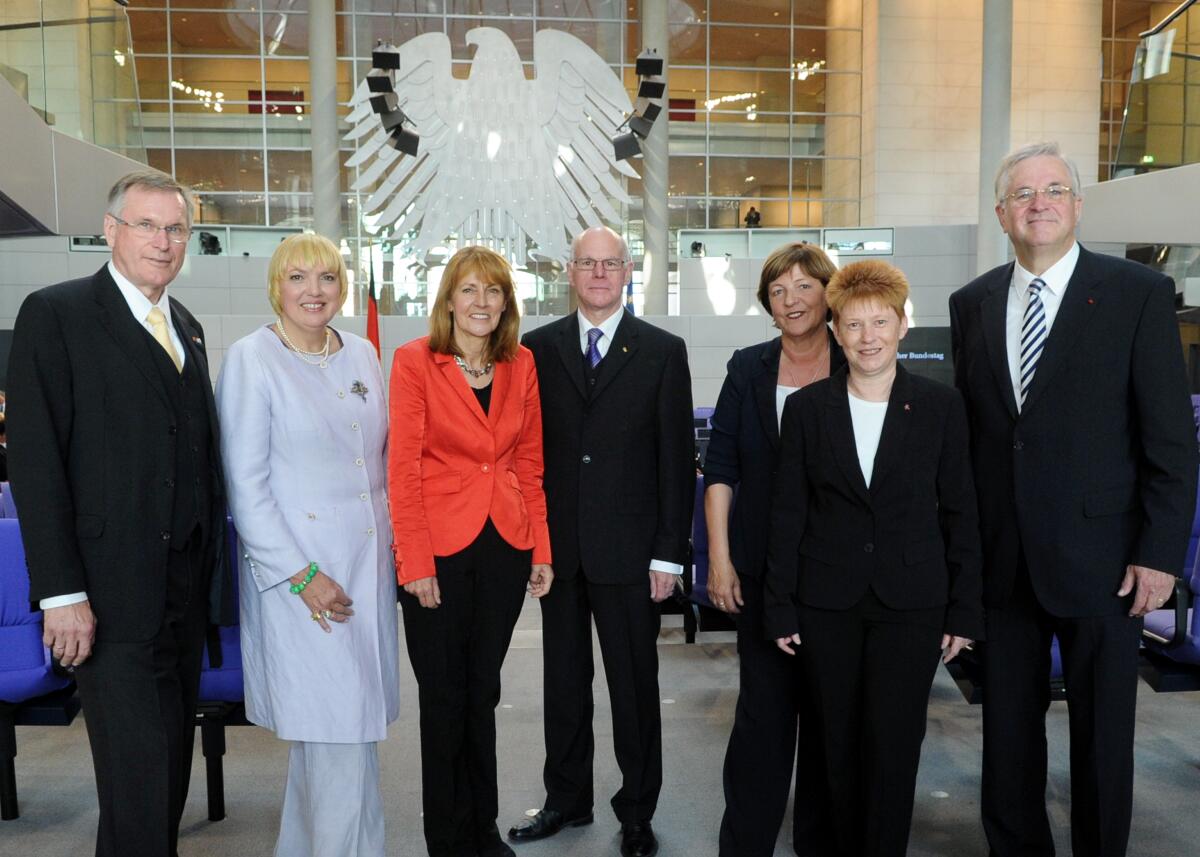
left=388, top=337, right=551, bottom=584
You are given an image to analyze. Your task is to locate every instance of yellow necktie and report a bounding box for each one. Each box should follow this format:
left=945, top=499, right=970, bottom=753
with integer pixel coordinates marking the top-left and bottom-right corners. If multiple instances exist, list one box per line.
left=146, top=306, right=183, bottom=373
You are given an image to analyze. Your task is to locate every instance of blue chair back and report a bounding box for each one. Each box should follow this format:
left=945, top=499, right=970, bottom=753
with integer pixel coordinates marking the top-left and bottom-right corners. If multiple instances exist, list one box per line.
left=0, top=520, right=71, bottom=702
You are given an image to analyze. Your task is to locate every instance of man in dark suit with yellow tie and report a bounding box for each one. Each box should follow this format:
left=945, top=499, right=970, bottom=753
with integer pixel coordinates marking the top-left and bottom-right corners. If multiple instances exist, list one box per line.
left=950, top=142, right=1197, bottom=857
left=7, top=170, right=228, bottom=857
left=509, top=226, right=694, bottom=857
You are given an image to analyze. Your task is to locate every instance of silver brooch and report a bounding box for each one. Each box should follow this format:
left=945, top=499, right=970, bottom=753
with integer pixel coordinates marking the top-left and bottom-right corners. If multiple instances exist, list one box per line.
left=350, top=380, right=368, bottom=402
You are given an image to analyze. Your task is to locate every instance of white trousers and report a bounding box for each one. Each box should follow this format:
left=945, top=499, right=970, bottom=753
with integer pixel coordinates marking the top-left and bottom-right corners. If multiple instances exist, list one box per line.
left=274, top=741, right=386, bottom=857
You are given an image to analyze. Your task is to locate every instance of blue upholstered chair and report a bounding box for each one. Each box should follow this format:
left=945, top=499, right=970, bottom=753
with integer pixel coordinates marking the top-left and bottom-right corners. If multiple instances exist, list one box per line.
left=0, top=519, right=77, bottom=820
left=195, top=517, right=247, bottom=822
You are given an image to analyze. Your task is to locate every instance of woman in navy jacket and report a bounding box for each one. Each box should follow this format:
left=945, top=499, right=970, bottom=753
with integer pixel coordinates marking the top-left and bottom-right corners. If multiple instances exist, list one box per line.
left=764, top=260, right=983, bottom=857
left=704, top=242, right=845, bottom=856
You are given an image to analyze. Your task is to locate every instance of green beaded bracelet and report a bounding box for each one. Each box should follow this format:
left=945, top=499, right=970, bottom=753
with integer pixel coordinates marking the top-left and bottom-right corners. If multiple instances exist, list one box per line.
left=289, top=562, right=319, bottom=594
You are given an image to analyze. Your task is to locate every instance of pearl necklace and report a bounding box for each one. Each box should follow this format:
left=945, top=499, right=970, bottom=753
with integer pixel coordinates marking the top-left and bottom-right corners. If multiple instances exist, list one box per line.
left=453, top=354, right=493, bottom=379
left=277, top=320, right=330, bottom=368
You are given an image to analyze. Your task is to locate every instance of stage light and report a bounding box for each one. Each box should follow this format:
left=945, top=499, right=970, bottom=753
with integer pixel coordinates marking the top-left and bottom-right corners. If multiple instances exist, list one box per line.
left=635, top=49, right=664, bottom=78
left=613, top=132, right=641, bottom=161
left=637, top=77, right=666, bottom=100
left=388, top=126, right=420, bottom=157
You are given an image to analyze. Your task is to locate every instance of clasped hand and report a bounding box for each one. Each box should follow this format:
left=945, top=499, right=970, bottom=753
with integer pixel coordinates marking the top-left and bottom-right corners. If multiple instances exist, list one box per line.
left=293, top=568, right=353, bottom=633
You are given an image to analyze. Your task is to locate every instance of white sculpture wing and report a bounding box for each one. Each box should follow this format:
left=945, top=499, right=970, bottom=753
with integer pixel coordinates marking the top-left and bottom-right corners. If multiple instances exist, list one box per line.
left=343, top=33, right=455, bottom=240
left=534, top=28, right=639, bottom=244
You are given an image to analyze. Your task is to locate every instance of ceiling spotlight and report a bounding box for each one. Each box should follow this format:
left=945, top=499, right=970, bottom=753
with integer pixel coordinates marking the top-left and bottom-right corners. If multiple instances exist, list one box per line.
left=640, top=102, right=662, bottom=123
left=613, top=132, right=641, bottom=161
left=388, top=126, right=420, bottom=157
left=381, top=107, right=410, bottom=131
left=369, top=93, right=397, bottom=115
left=635, top=49, right=664, bottom=78
left=629, top=114, right=654, bottom=139
left=637, top=77, right=666, bottom=100
left=372, top=48, right=400, bottom=71
left=366, top=74, right=394, bottom=94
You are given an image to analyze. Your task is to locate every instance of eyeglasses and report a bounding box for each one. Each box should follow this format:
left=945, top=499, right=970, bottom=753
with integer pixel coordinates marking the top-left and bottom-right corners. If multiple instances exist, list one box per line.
left=109, top=215, right=191, bottom=244
left=1002, top=185, right=1074, bottom=207
left=571, top=257, right=627, bottom=271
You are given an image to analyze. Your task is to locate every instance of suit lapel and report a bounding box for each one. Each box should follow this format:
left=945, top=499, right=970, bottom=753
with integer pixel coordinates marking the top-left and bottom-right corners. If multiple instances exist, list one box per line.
left=869, top=365, right=914, bottom=492
left=753, top=338, right=783, bottom=452
left=590, top=311, right=637, bottom=401
left=824, top=368, right=871, bottom=505
left=981, top=264, right=1019, bottom=420
left=487, top=355, right=511, bottom=429
left=435, top=352, right=490, bottom=428
left=91, top=267, right=171, bottom=410
left=554, top=314, right=588, bottom=400
left=1020, top=247, right=1101, bottom=414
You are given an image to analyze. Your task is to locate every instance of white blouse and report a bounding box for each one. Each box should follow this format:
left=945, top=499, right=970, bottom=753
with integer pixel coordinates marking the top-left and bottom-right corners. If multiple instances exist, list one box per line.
left=848, top=393, right=888, bottom=487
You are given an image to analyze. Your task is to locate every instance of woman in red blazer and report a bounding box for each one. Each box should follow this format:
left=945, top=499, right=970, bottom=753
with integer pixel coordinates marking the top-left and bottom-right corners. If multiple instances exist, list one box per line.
left=388, top=246, right=553, bottom=857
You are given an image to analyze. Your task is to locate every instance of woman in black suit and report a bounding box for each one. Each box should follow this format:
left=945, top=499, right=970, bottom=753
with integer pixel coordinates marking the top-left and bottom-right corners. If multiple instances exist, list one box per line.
left=705, top=242, right=844, bottom=856
left=764, top=260, right=983, bottom=857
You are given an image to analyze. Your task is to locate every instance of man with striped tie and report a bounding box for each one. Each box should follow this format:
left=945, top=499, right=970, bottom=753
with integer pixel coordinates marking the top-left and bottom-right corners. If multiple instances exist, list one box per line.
left=949, top=142, right=1197, bottom=857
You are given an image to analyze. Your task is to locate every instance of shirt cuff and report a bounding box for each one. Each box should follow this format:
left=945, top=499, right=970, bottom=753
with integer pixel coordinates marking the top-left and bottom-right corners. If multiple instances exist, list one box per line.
left=39, top=592, right=88, bottom=610
left=649, top=559, right=684, bottom=576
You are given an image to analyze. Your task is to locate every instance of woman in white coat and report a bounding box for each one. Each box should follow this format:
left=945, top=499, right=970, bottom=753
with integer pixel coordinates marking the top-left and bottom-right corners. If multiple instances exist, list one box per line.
left=216, top=233, right=399, bottom=857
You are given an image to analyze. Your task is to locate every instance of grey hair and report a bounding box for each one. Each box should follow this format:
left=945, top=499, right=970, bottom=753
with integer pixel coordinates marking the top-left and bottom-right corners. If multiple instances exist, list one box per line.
left=993, top=142, right=1083, bottom=204
left=570, top=225, right=631, bottom=262
left=106, top=169, right=195, bottom=229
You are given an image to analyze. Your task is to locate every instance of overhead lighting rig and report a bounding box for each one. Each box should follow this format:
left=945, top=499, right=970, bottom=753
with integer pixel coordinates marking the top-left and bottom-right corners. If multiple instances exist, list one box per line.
left=369, top=43, right=419, bottom=157
left=613, top=48, right=666, bottom=161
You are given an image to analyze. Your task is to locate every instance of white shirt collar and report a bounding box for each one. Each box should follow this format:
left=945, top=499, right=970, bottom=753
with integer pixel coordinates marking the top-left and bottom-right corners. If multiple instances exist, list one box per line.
left=1011, top=241, right=1080, bottom=298
left=576, top=307, right=625, bottom=354
left=108, top=261, right=174, bottom=327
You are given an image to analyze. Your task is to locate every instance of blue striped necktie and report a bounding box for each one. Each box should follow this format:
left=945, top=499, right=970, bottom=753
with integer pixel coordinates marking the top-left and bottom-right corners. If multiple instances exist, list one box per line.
left=1019, top=278, right=1047, bottom=408
left=586, top=327, right=603, bottom=369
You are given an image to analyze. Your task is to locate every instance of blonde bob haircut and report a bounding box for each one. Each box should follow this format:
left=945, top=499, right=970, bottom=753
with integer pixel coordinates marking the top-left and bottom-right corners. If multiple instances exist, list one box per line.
left=825, top=260, right=909, bottom=322
left=756, top=242, right=838, bottom=314
left=267, top=233, right=349, bottom=316
left=428, top=245, right=521, bottom=363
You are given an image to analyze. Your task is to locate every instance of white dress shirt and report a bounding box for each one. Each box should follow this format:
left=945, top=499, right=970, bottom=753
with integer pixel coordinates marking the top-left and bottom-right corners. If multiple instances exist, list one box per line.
left=40, top=264, right=188, bottom=611
left=1005, top=242, right=1078, bottom=409
left=576, top=309, right=684, bottom=576
left=776, top=384, right=801, bottom=431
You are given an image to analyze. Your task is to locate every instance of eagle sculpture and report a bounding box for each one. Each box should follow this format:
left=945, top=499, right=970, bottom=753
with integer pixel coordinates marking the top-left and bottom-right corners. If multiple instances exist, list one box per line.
left=344, top=27, right=639, bottom=266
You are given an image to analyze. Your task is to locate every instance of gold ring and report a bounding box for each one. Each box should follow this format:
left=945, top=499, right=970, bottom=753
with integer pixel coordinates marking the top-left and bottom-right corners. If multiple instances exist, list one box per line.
left=311, top=612, right=321, bottom=621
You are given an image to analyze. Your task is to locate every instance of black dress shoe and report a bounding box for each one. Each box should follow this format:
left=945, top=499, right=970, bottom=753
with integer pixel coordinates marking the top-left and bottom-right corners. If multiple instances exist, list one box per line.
left=476, top=822, right=516, bottom=857
left=507, top=809, right=594, bottom=842
left=620, top=821, right=658, bottom=857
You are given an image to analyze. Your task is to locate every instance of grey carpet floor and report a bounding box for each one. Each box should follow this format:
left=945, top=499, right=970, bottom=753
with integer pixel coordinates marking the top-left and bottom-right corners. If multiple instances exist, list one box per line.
left=3, top=599, right=1198, bottom=856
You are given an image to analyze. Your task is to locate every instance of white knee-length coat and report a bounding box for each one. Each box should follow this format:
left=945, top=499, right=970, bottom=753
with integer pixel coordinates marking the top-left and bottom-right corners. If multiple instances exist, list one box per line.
left=216, top=326, right=400, bottom=743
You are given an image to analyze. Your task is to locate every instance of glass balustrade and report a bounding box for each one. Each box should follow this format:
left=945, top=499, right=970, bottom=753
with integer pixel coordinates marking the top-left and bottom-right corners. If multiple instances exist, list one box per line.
left=0, top=0, right=145, bottom=163
left=1114, top=0, right=1200, bottom=177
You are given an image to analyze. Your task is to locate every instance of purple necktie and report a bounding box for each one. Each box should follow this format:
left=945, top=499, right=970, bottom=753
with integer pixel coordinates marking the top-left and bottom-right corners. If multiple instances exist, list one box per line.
left=586, top=327, right=603, bottom=369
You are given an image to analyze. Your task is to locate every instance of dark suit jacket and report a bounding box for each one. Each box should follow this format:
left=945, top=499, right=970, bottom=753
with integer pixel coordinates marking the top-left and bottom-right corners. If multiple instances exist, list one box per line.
left=7, top=265, right=230, bottom=641
left=703, top=331, right=846, bottom=581
left=763, top=364, right=984, bottom=642
left=949, top=246, right=1198, bottom=617
left=521, top=311, right=694, bottom=584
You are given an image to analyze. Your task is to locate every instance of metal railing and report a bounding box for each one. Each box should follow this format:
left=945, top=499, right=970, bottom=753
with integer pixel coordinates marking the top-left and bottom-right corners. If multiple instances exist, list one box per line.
left=1114, top=0, right=1199, bottom=177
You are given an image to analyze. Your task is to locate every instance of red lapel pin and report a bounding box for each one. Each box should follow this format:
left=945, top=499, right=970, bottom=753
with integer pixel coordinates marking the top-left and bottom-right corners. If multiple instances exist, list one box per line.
left=904, top=403, right=911, bottom=411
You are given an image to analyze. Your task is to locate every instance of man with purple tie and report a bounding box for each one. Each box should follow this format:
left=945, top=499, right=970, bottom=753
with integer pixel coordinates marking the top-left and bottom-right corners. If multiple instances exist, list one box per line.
left=509, top=227, right=694, bottom=857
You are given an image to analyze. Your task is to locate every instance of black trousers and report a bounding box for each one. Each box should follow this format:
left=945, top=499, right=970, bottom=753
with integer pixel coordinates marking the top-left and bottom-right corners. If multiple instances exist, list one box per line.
left=719, top=574, right=835, bottom=857
left=981, top=563, right=1142, bottom=857
left=400, top=520, right=530, bottom=857
left=540, top=568, right=662, bottom=824
left=799, top=590, right=943, bottom=857
left=72, top=534, right=208, bottom=857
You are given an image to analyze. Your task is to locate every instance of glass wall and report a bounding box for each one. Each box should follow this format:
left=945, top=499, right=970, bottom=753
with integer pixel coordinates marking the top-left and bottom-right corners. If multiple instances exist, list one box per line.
left=1100, top=1, right=1196, bottom=180
left=91, top=0, right=861, bottom=313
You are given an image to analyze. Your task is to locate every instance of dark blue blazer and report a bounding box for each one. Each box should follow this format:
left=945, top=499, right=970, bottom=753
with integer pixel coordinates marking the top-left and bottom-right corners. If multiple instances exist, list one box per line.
left=949, top=246, right=1198, bottom=616
left=703, top=330, right=845, bottom=581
